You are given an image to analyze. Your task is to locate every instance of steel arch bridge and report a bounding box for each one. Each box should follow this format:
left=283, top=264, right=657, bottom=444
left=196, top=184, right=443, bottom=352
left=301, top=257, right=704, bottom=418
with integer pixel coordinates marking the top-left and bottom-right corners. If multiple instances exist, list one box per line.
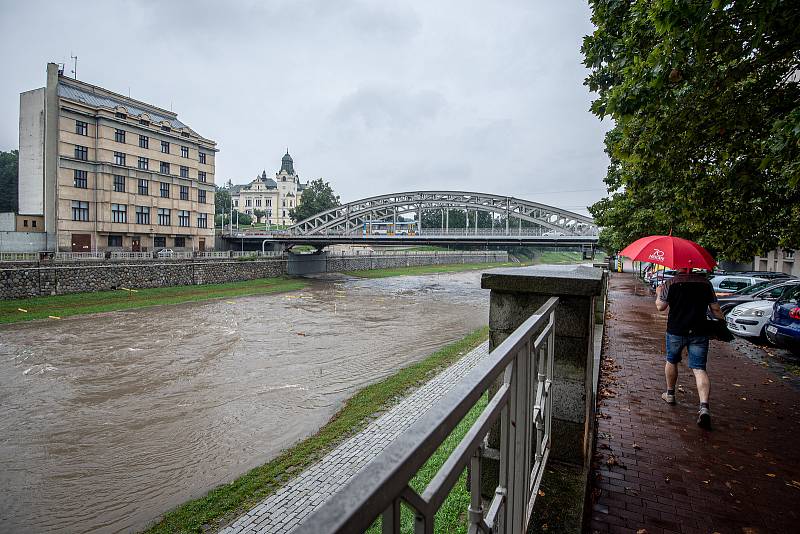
left=288, top=191, right=598, bottom=236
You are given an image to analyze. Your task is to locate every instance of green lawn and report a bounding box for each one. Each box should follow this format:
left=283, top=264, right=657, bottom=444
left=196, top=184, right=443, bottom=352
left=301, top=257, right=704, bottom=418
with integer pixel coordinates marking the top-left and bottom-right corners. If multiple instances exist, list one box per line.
left=343, top=261, right=520, bottom=279
left=143, top=327, right=489, bottom=534
left=0, top=277, right=308, bottom=324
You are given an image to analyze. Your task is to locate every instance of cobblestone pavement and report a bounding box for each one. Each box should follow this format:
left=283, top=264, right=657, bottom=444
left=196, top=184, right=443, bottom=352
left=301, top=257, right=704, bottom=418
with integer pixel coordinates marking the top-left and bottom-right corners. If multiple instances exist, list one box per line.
left=590, top=273, right=800, bottom=534
left=220, top=341, right=489, bottom=534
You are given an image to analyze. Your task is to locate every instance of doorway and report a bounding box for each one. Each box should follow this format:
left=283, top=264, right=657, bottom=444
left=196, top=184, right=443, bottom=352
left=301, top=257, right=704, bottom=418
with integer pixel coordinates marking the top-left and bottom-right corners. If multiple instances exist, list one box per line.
left=198, top=238, right=206, bottom=252
left=132, top=237, right=141, bottom=252
left=71, top=234, right=91, bottom=252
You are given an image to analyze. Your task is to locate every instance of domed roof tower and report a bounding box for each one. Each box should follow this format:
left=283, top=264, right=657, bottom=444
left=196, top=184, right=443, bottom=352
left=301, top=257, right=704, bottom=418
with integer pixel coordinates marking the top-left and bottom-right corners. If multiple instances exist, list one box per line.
left=280, top=150, right=294, bottom=175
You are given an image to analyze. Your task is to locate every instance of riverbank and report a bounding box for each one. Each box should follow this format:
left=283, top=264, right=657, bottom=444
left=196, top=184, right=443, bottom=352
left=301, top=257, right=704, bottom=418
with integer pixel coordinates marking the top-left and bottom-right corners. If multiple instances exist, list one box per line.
left=143, top=327, right=489, bottom=534
left=0, top=277, right=308, bottom=324
left=343, top=260, right=519, bottom=279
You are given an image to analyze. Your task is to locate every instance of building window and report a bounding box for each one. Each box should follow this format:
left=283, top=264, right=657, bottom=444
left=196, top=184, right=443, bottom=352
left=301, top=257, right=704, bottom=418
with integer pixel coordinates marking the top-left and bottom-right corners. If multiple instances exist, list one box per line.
left=139, top=119, right=149, bottom=126
left=75, top=120, right=88, bottom=136
left=160, top=182, right=170, bottom=198
left=138, top=179, right=149, bottom=195
left=74, top=145, right=88, bottom=160
left=154, top=236, right=166, bottom=248
left=245, top=199, right=252, bottom=207
left=32, top=220, right=37, bottom=228
left=266, top=199, right=272, bottom=206
left=161, top=140, right=170, bottom=153
left=160, top=161, right=170, bottom=174
left=198, top=189, right=207, bottom=203
left=180, top=166, right=189, bottom=178
left=161, top=125, right=170, bottom=132
left=199, top=152, right=207, bottom=164
left=115, top=129, right=126, bottom=143
left=255, top=198, right=262, bottom=207
left=108, top=235, right=122, bottom=247
left=180, top=185, right=189, bottom=200
left=23, top=219, right=28, bottom=227
left=234, top=199, right=238, bottom=207
left=114, top=152, right=126, bottom=166
left=113, top=175, right=126, bottom=192
left=139, top=135, right=149, bottom=149
left=197, top=213, right=208, bottom=228
left=198, top=171, right=206, bottom=183
left=115, top=112, right=126, bottom=119
left=181, top=146, right=189, bottom=158
left=72, top=200, right=89, bottom=221
left=181, top=131, right=190, bottom=138
left=111, top=203, right=127, bottom=223
left=175, top=236, right=186, bottom=247
left=178, top=210, right=190, bottom=227
left=137, top=157, right=149, bottom=170
left=158, top=208, right=171, bottom=226
left=135, top=206, right=150, bottom=225
left=74, top=169, right=88, bottom=188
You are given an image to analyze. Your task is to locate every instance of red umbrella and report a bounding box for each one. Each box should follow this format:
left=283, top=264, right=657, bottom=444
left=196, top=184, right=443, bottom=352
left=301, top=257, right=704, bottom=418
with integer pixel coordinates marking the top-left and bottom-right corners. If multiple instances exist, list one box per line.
left=619, top=235, right=716, bottom=270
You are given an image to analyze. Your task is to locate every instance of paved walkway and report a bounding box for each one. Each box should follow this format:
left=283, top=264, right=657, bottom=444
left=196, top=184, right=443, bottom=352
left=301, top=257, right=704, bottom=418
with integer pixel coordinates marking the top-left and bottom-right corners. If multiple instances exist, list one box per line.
left=221, top=341, right=490, bottom=534
left=590, top=273, right=800, bottom=534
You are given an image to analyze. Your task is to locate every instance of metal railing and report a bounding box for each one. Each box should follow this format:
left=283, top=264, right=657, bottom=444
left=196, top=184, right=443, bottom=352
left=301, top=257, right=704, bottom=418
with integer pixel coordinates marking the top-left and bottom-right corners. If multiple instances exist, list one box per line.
left=0, top=252, right=39, bottom=262
left=52, top=252, right=106, bottom=261
left=297, top=297, right=558, bottom=534
left=327, top=250, right=506, bottom=257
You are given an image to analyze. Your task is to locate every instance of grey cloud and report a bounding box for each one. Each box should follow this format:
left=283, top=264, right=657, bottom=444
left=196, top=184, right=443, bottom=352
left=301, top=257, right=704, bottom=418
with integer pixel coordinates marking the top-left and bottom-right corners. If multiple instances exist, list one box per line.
left=332, top=86, right=446, bottom=130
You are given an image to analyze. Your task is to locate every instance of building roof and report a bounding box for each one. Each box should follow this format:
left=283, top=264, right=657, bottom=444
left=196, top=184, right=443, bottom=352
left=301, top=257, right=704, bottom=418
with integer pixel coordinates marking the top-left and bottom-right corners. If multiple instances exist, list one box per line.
left=58, top=80, right=188, bottom=129
left=280, top=151, right=295, bottom=174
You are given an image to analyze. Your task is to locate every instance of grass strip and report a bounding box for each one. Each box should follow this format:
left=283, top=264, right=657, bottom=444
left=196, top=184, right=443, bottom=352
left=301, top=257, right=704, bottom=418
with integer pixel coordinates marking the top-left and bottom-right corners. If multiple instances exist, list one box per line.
left=142, top=326, right=490, bottom=534
left=0, top=277, right=308, bottom=324
left=343, top=261, right=519, bottom=279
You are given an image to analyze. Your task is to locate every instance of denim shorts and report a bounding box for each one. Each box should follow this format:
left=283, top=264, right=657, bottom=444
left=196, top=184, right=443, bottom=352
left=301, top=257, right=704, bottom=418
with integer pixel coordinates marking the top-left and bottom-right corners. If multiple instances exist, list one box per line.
left=665, top=334, right=709, bottom=370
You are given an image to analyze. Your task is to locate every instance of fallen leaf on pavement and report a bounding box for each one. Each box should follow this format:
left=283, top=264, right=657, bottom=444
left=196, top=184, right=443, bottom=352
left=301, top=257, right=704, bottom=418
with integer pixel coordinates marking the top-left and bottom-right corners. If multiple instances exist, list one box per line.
left=633, top=442, right=641, bottom=450
left=636, top=529, right=648, bottom=534
left=733, top=383, right=742, bottom=387
left=766, top=473, right=776, bottom=478
left=538, top=490, right=545, bottom=497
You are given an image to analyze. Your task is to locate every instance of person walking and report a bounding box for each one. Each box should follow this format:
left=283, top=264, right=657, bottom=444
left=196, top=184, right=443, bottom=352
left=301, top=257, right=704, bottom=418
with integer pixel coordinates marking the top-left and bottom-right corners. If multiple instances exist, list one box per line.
left=655, top=268, right=724, bottom=428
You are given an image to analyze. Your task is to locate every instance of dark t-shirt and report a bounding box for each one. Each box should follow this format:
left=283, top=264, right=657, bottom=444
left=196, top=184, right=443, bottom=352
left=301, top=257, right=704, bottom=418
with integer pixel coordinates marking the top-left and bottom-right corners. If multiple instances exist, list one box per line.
left=659, top=273, right=717, bottom=336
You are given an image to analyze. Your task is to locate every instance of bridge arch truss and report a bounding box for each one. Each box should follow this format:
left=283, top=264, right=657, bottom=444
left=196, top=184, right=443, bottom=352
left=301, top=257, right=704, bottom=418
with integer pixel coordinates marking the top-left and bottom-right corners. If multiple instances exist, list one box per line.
left=288, top=191, right=598, bottom=236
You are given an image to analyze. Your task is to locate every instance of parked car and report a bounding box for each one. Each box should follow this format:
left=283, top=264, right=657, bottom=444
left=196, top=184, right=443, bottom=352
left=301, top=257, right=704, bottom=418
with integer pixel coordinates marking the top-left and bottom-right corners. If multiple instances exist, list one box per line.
left=765, top=284, right=800, bottom=355
left=649, top=269, right=677, bottom=289
left=157, top=248, right=175, bottom=257
left=734, top=271, right=792, bottom=280
left=717, top=279, right=800, bottom=313
left=709, top=275, right=768, bottom=296
left=726, top=300, right=775, bottom=339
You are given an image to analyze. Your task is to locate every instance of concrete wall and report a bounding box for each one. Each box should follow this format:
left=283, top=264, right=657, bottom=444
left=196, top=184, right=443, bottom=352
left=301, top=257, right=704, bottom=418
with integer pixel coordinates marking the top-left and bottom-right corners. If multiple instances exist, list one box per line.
left=0, top=213, right=15, bottom=231
left=18, top=87, right=45, bottom=216
left=327, top=251, right=508, bottom=273
left=0, top=232, right=47, bottom=253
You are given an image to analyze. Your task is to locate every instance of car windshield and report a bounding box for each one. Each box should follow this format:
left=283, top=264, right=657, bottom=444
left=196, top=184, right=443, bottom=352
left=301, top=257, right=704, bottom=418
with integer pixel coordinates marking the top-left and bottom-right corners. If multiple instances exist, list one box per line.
left=734, top=280, right=774, bottom=295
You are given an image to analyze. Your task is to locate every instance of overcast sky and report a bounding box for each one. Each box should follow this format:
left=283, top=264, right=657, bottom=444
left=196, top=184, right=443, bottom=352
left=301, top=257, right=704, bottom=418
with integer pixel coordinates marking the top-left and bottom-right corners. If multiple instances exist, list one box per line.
left=0, top=0, right=610, bottom=216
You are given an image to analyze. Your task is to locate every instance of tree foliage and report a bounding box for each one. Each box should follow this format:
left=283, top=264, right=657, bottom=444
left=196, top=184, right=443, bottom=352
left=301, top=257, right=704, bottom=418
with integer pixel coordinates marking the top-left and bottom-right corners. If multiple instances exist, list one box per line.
left=0, top=150, right=19, bottom=213
left=583, top=0, right=800, bottom=260
left=289, top=179, right=340, bottom=222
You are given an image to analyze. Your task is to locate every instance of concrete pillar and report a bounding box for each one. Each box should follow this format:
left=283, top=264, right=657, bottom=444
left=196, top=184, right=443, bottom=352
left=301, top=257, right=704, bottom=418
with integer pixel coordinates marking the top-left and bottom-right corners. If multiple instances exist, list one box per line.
left=481, top=265, right=605, bottom=471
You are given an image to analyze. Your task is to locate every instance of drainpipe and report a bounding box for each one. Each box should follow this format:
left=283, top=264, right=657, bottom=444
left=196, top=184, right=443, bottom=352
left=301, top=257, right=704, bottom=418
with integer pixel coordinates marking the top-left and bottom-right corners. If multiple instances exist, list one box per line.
left=93, top=114, right=99, bottom=253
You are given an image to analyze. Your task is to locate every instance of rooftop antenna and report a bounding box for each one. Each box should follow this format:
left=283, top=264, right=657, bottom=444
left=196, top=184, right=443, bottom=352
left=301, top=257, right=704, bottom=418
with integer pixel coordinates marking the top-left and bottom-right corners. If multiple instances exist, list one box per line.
left=70, top=54, right=78, bottom=79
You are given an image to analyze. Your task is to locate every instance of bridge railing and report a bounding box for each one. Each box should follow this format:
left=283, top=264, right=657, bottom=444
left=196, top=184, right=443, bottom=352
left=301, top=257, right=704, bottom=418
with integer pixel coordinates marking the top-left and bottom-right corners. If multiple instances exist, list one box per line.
left=269, top=228, right=599, bottom=238
left=296, top=297, right=558, bottom=534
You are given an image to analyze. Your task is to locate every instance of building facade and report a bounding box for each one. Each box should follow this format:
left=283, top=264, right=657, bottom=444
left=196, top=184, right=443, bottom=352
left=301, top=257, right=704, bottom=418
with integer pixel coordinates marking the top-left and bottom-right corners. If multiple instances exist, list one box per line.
left=230, top=151, right=306, bottom=226
left=754, top=248, right=799, bottom=277
left=18, top=63, right=217, bottom=252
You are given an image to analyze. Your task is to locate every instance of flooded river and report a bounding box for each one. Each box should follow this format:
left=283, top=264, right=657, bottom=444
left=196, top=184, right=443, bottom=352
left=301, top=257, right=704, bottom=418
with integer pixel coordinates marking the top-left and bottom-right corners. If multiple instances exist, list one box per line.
left=0, top=271, right=489, bottom=533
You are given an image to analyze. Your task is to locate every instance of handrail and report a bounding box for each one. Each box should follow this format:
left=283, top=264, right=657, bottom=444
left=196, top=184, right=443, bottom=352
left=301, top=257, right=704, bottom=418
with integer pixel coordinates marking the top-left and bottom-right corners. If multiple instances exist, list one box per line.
left=296, top=296, right=558, bottom=534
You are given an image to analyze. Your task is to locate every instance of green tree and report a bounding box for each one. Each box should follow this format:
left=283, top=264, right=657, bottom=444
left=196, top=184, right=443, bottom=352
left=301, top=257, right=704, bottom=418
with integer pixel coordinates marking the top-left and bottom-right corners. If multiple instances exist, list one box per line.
left=0, top=150, right=19, bottom=213
left=214, top=183, right=231, bottom=215
left=289, top=179, right=340, bottom=222
left=583, top=0, right=800, bottom=260
left=233, top=210, right=252, bottom=226
left=252, top=209, right=266, bottom=222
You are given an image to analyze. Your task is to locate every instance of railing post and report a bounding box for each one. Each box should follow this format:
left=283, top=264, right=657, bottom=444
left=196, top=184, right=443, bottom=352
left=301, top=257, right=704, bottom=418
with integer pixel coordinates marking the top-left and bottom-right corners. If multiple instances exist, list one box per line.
left=481, top=265, right=605, bottom=494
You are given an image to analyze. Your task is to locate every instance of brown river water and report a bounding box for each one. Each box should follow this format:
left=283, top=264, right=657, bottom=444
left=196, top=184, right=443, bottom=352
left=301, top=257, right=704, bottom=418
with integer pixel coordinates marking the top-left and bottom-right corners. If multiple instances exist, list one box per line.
left=0, top=271, right=489, bottom=533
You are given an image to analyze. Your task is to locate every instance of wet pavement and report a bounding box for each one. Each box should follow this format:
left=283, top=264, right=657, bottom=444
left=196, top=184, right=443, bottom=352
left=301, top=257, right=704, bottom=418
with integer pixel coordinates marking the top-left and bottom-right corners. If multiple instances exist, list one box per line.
left=590, top=273, right=800, bottom=534
left=0, top=271, right=489, bottom=534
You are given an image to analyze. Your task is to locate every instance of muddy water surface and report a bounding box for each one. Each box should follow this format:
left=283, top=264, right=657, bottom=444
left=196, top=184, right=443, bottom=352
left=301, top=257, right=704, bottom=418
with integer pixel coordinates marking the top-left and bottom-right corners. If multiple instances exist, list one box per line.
left=0, top=271, right=489, bottom=533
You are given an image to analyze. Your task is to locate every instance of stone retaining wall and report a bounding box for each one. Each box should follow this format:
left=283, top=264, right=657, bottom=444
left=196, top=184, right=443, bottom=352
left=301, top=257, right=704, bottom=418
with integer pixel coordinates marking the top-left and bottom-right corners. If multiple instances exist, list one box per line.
left=0, top=251, right=509, bottom=300
left=326, top=251, right=508, bottom=273
left=0, top=259, right=287, bottom=299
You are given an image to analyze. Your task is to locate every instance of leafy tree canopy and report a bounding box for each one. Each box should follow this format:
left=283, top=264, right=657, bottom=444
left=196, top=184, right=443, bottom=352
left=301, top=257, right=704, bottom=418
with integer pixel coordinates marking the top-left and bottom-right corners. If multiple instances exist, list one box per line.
left=0, top=150, right=19, bottom=213
left=583, top=0, right=800, bottom=260
left=214, top=182, right=232, bottom=215
left=289, top=179, right=340, bottom=222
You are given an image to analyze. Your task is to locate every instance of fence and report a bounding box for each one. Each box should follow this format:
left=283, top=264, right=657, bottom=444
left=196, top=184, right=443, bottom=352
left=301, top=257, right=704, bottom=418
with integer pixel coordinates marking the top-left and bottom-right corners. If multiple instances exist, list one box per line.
left=297, top=297, right=558, bottom=534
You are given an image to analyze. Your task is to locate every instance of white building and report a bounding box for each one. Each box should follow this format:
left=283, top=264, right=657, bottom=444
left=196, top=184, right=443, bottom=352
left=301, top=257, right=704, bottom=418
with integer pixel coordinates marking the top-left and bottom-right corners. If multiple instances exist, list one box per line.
left=230, top=151, right=306, bottom=226
left=754, top=248, right=799, bottom=277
